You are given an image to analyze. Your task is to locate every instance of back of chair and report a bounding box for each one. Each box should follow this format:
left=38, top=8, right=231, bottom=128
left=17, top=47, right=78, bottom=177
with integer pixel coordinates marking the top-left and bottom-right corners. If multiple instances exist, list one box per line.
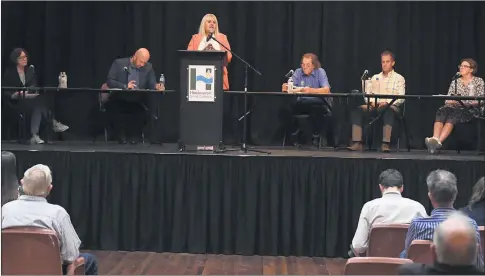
left=480, top=226, right=484, bottom=262
left=344, top=257, right=413, bottom=275
left=367, top=224, right=409, bottom=257
left=408, top=240, right=433, bottom=265
left=2, top=226, right=63, bottom=275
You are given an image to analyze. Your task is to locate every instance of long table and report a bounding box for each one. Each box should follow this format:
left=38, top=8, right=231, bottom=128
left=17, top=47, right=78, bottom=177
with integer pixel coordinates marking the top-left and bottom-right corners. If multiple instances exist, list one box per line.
left=3, top=87, right=484, bottom=152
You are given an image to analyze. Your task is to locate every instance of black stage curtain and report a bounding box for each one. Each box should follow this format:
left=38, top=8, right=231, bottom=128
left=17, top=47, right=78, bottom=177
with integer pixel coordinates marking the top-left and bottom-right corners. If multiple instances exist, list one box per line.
left=2, top=2, right=485, bottom=147
left=9, top=149, right=485, bottom=257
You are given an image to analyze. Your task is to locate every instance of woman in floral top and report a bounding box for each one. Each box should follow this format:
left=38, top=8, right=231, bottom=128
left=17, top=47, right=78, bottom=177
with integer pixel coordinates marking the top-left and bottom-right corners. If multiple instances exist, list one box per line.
left=425, top=58, right=485, bottom=154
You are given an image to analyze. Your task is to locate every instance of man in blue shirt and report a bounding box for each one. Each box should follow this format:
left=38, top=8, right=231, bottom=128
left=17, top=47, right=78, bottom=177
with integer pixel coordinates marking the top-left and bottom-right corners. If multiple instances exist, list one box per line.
left=281, top=53, right=332, bottom=147
left=400, top=169, right=484, bottom=268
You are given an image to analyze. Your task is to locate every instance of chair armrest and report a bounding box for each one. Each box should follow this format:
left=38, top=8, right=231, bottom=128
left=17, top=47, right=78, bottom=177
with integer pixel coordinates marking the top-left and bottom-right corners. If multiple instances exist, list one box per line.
left=66, top=256, right=85, bottom=275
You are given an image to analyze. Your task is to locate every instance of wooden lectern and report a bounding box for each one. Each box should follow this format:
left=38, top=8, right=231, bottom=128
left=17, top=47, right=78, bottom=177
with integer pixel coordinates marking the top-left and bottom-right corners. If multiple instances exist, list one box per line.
left=178, top=50, right=226, bottom=152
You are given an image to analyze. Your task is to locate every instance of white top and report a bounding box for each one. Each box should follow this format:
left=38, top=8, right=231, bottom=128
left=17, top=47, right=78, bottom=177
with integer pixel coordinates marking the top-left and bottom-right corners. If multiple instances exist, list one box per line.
left=351, top=191, right=427, bottom=253
left=197, top=36, right=221, bottom=51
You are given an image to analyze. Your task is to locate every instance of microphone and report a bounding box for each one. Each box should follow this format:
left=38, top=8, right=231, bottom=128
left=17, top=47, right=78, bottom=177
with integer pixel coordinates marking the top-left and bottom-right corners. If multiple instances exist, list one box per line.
left=285, top=69, right=294, bottom=78
left=452, top=72, right=461, bottom=81
left=123, top=67, right=128, bottom=72
left=206, top=32, right=213, bottom=42
left=29, top=64, right=35, bottom=74
left=360, top=69, right=369, bottom=81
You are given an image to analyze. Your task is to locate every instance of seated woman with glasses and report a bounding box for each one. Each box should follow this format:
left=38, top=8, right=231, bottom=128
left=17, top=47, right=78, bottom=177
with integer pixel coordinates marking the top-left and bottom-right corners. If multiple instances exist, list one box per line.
left=425, top=58, right=485, bottom=154
left=2, top=48, right=69, bottom=144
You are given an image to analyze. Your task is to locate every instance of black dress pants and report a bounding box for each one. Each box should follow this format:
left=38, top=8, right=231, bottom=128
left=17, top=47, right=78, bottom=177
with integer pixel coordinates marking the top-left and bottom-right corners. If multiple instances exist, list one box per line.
left=105, top=99, right=147, bottom=140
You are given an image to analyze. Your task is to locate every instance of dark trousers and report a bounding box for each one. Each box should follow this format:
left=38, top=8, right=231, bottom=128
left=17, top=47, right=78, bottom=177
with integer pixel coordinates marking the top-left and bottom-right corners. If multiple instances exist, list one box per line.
left=105, top=99, right=147, bottom=140
left=290, top=96, right=331, bottom=135
left=62, top=253, right=98, bottom=275
left=13, top=93, right=52, bottom=136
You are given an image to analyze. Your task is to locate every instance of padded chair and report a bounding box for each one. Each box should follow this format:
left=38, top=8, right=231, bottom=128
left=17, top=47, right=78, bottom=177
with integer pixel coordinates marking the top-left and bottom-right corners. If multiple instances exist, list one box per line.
left=450, top=116, right=485, bottom=154
left=366, top=100, right=410, bottom=152
left=408, top=240, right=433, bottom=265
left=344, top=257, right=413, bottom=275
left=478, top=226, right=485, bottom=261
left=92, top=83, right=110, bottom=143
left=282, top=102, right=334, bottom=149
left=367, top=224, right=409, bottom=257
left=2, top=226, right=85, bottom=275
left=2, top=97, right=28, bottom=142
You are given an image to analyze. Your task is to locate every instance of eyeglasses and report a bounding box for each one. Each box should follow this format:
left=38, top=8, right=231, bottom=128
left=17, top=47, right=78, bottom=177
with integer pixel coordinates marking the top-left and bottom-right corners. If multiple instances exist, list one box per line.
left=301, top=63, right=313, bottom=68
left=458, top=65, right=471, bottom=69
left=17, top=56, right=27, bottom=60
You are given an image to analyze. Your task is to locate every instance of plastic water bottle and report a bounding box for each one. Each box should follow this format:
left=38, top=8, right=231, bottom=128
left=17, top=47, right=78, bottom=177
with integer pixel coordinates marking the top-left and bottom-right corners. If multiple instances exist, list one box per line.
left=159, top=74, right=165, bottom=86
left=58, top=72, right=67, bottom=88
left=365, top=78, right=372, bottom=93
left=287, top=77, right=294, bottom=93
left=373, top=77, right=380, bottom=94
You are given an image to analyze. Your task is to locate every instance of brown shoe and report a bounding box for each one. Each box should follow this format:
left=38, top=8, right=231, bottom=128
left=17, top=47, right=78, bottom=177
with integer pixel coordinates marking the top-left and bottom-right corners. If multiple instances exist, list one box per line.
left=347, top=142, right=363, bottom=151
left=381, top=143, right=391, bottom=153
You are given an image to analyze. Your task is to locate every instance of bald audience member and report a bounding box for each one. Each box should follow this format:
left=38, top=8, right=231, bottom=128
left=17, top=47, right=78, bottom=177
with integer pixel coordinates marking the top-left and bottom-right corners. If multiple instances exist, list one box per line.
left=105, top=48, right=165, bottom=144
left=398, top=213, right=485, bottom=275
left=1, top=164, right=98, bottom=275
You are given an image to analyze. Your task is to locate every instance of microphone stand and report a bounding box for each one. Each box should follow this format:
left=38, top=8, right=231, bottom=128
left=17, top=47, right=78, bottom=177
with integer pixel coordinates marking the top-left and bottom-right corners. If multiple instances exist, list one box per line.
left=208, top=35, right=270, bottom=154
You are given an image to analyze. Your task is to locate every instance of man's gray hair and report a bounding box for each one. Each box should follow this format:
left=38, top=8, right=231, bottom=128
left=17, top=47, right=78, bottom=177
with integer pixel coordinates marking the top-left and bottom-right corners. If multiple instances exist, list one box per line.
left=426, top=169, right=458, bottom=206
left=22, top=164, right=52, bottom=196
left=433, top=212, right=477, bottom=265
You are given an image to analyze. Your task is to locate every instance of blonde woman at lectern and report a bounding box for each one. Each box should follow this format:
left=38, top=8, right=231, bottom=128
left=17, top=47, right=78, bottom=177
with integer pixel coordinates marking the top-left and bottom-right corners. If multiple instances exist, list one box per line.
left=187, top=13, right=233, bottom=90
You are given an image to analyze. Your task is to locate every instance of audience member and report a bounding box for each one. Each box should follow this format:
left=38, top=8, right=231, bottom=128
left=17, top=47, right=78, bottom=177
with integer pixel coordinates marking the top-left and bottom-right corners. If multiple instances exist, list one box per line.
left=1, top=151, right=19, bottom=206
left=399, top=169, right=483, bottom=268
left=398, top=212, right=485, bottom=275
left=461, top=177, right=485, bottom=226
left=349, top=169, right=427, bottom=256
left=1, top=164, right=98, bottom=275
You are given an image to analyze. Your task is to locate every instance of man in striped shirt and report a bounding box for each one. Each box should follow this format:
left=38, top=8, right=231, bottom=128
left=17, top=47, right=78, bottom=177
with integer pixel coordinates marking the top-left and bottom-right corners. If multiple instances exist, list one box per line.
left=400, top=169, right=484, bottom=268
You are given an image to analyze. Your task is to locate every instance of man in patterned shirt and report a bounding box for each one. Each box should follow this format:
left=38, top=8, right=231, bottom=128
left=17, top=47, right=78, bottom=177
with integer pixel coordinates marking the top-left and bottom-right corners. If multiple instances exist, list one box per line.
left=399, top=169, right=484, bottom=268
left=1, top=164, right=98, bottom=275
left=348, top=50, right=406, bottom=153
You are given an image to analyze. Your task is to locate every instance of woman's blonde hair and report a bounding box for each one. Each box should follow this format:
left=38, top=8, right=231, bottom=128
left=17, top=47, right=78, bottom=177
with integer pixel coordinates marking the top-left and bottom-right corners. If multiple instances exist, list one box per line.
left=198, top=14, right=220, bottom=37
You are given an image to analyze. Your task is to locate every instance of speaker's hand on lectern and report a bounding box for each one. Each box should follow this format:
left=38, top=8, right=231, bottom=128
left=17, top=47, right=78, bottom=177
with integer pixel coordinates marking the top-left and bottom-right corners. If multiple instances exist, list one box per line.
left=127, top=80, right=137, bottom=89
left=155, top=83, right=165, bottom=91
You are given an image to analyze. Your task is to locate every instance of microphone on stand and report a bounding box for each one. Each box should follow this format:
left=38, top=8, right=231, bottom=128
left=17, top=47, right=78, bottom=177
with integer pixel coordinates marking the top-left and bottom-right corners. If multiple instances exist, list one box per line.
left=360, top=69, right=369, bottom=81
left=206, top=32, right=213, bottom=42
left=451, top=72, right=461, bottom=81
left=285, top=69, right=295, bottom=78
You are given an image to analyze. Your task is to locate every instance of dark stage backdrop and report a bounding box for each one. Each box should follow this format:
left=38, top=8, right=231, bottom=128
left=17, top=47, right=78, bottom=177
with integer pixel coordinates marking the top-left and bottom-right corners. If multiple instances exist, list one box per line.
left=7, top=149, right=485, bottom=257
left=2, top=1, right=485, bottom=146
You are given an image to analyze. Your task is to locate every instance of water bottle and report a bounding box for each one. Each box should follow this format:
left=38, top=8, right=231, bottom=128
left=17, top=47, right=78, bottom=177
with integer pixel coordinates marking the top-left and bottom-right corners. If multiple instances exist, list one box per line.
left=58, top=72, right=68, bottom=88
left=287, top=77, right=294, bottom=93
left=159, top=74, right=165, bottom=86
left=373, top=77, right=380, bottom=94
left=365, top=78, right=372, bottom=93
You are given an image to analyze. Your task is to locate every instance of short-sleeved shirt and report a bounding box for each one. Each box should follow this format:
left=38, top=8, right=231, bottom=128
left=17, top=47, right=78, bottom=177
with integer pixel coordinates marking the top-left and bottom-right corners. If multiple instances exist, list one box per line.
left=2, top=195, right=81, bottom=263
left=292, top=68, right=330, bottom=89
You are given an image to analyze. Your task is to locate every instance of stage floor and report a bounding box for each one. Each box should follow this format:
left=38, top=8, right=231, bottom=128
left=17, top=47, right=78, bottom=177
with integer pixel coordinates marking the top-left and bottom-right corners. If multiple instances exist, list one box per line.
left=2, top=141, right=483, bottom=161
left=3, top=140, right=484, bottom=258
